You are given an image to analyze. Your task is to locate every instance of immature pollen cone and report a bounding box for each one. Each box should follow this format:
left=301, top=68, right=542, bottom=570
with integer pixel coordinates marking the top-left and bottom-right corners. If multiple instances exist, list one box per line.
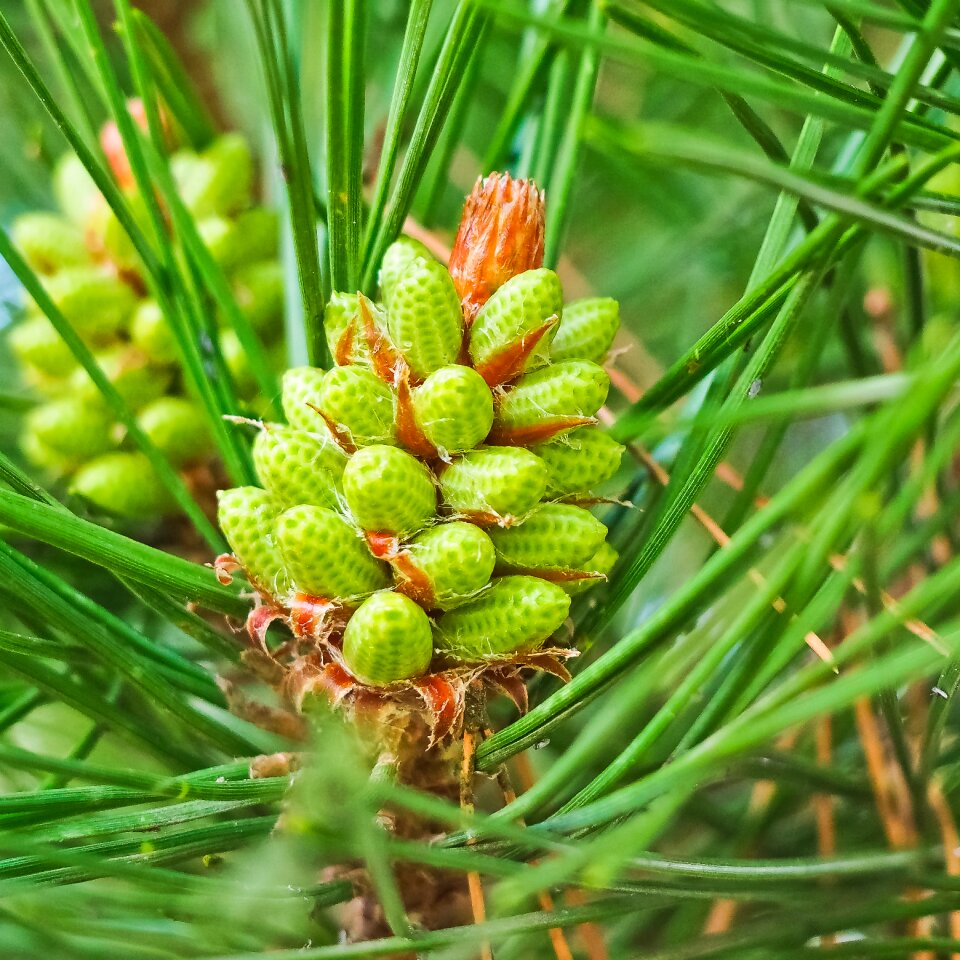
left=215, top=171, right=627, bottom=943
left=449, top=172, right=545, bottom=322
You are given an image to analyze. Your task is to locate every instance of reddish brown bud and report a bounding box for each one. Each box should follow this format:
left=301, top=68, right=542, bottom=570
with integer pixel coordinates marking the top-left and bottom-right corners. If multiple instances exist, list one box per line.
left=449, top=173, right=545, bottom=323
left=101, top=99, right=149, bottom=191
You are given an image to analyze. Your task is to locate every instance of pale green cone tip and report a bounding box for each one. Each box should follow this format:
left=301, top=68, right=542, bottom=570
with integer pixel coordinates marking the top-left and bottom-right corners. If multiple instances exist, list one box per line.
left=276, top=504, right=390, bottom=601
left=318, top=366, right=397, bottom=448
left=71, top=452, right=174, bottom=520
left=378, top=237, right=434, bottom=307
left=342, top=445, right=436, bottom=536
left=533, top=428, right=624, bottom=498
left=253, top=425, right=346, bottom=510
left=412, top=365, right=494, bottom=455
left=342, top=591, right=434, bottom=686
left=138, top=397, right=209, bottom=467
left=469, top=267, right=563, bottom=372
left=281, top=366, right=328, bottom=432
left=489, top=503, right=607, bottom=571
left=434, top=576, right=570, bottom=661
left=398, top=521, right=496, bottom=609
left=386, top=255, right=463, bottom=380
left=550, top=297, right=620, bottom=364
left=217, top=486, right=293, bottom=597
left=440, top=447, right=547, bottom=519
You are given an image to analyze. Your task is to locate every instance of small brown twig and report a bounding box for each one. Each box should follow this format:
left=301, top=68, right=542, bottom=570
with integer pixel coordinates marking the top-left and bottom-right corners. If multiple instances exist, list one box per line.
left=461, top=729, right=493, bottom=960
left=484, top=733, right=582, bottom=960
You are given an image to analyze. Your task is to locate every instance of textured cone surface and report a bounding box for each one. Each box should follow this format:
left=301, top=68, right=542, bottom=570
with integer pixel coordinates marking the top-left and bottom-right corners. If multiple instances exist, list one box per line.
left=343, top=445, right=436, bottom=536
left=378, top=237, right=433, bottom=307
left=25, top=397, right=115, bottom=461
left=386, top=255, right=463, bottom=380
left=449, top=173, right=545, bottom=320
left=276, top=505, right=390, bottom=600
left=319, top=366, right=396, bottom=447
left=130, top=300, right=178, bottom=364
left=495, top=360, right=609, bottom=432
left=534, top=428, right=624, bottom=497
left=469, top=268, right=562, bottom=372
left=550, top=297, right=620, bottom=363
left=177, top=134, right=252, bottom=217
left=218, top=487, right=292, bottom=597
left=72, top=452, right=173, bottom=519
left=342, top=592, right=434, bottom=686
left=138, top=397, right=208, bottom=466
left=489, top=503, right=607, bottom=571
left=281, top=366, right=328, bottom=432
left=412, top=365, right=494, bottom=454
left=399, top=522, right=496, bottom=609
left=253, top=426, right=345, bottom=509
left=71, top=346, right=172, bottom=411
left=440, top=447, right=547, bottom=519
left=561, top=541, right=618, bottom=596
left=36, top=269, right=137, bottom=339
left=10, top=316, right=79, bottom=378
left=435, top=575, right=570, bottom=660
left=12, top=213, right=90, bottom=275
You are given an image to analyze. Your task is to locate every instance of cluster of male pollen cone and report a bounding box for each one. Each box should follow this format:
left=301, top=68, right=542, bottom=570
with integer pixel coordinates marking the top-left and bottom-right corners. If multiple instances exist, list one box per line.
left=217, top=174, right=624, bottom=736
left=9, top=100, right=284, bottom=521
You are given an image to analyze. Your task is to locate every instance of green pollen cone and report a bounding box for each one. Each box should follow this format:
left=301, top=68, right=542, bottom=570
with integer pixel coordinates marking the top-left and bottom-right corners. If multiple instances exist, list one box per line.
left=533, top=427, right=624, bottom=497
left=469, top=267, right=563, bottom=372
left=90, top=190, right=151, bottom=276
left=276, top=504, right=390, bottom=601
left=25, top=397, right=115, bottom=461
left=281, top=366, right=327, bottom=432
left=130, top=300, right=178, bottom=364
left=550, top=297, right=620, bottom=363
left=561, top=540, right=618, bottom=596
left=70, top=346, right=172, bottom=412
left=232, top=261, right=283, bottom=332
left=221, top=329, right=256, bottom=397
left=9, top=315, right=79, bottom=379
left=318, top=366, right=396, bottom=447
left=440, top=447, right=547, bottom=519
left=342, top=591, right=433, bottom=686
left=12, top=212, right=90, bottom=275
left=378, top=236, right=433, bottom=307
left=196, top=215, right=237, bottom=268
left=413, top=365, right=494, bottom=454
left=176, top=133, right=253, bottom=218
left=343, top=445, right=436, bottom=536
left=21, top=431, right=73, bottom=474
left=494, top=360, right=609, bottom=434
left=397, top=522, right=496, bottom=609
left=71, top=452, right=174, bottom=519
left=253, top=425, right=346, bottom=509
left=489, top=503, right=607, bottom=571
left=228, top=208, right=280, bottom=270
left=137, top=397, right=209, bottom=466
left=53, top=152, right=99, bottom=228
left=33, top=268, right=137, bottom=340
left=217, top=486, right=293, bottom=598
left=386, top=255, right=463, bottom=380
left=434, top=575, right=570, bottom=661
